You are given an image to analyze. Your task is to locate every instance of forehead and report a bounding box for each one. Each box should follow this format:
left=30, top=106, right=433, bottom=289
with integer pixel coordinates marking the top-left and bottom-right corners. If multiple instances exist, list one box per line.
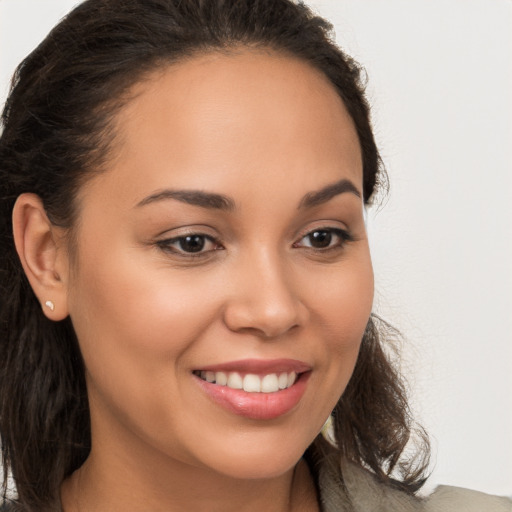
left=83, top=50, right=362, bottom=208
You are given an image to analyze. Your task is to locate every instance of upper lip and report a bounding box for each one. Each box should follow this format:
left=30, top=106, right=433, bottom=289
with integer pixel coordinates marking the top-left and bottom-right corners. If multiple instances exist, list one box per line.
left=194, top=358, right=311, bottom=374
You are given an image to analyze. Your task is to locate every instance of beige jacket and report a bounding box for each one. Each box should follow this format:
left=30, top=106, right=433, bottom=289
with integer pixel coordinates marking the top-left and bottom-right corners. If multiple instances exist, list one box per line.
left=318, top=457, right=512, bottom=512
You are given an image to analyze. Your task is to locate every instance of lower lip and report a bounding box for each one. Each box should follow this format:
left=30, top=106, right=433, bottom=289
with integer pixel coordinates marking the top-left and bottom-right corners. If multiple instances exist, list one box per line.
left=194, top=372, right=311, bottom=420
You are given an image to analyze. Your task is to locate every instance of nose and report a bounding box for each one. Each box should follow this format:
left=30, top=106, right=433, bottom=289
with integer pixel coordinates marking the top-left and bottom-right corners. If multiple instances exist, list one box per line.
left=222, top=249, right=307, bottom=339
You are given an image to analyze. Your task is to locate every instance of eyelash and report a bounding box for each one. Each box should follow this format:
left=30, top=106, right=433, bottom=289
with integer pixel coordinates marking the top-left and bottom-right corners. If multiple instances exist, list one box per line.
left=156, top=233, right=222, bottom=258
left=293, top=227, right=354, bottom=251
left=156, top=227, right=353, bottom=258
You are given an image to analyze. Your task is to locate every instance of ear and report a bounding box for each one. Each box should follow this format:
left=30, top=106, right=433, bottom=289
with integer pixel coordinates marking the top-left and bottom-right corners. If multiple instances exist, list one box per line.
left=12, top=193, right=70, bottom=321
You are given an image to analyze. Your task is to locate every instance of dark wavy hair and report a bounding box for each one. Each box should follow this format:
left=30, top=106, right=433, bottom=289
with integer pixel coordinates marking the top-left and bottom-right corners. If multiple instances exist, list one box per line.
left=0, top=0, right=429, bottom=510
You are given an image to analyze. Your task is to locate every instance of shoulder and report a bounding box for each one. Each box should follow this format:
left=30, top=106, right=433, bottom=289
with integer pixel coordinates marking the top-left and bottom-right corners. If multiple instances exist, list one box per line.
left=316, top=454, right=511, bottom=512
left=425, top=485, right=512, bottom=512
left=0, top=503, right=17, bottom=511
left=318, top=455, right=423, bottom=511
left=0, top=499, right=21, bottom=512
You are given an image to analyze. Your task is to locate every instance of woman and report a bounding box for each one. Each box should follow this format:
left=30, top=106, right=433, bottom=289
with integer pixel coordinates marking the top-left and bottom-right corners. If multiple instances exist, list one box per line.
left=0, top=1, right=510, bottom=511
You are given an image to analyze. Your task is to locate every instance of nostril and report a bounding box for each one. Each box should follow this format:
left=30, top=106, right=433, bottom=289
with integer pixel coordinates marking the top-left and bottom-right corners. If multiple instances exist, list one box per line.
left=221, top=263, right=307, bottom=337
left=224, top=299, right=304, bottom=337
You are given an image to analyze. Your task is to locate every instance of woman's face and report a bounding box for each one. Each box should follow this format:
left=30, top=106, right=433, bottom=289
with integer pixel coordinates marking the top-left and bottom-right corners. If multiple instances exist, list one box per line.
left=65, top=50, right=373, bottom=479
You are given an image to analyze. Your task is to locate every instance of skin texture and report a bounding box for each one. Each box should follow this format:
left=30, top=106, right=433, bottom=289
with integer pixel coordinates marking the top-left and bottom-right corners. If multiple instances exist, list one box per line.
left=13, top=50, right=374, bottom=511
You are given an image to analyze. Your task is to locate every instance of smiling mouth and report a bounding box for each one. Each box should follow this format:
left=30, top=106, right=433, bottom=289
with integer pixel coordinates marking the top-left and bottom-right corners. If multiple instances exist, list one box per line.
left=193, top=360, right=311, bottom=419
left=193, top=370, right=298, bottom=393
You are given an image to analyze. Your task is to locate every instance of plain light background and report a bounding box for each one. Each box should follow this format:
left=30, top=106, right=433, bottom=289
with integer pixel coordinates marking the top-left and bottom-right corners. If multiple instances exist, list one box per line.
left=1, top=0, right=511, bottom=497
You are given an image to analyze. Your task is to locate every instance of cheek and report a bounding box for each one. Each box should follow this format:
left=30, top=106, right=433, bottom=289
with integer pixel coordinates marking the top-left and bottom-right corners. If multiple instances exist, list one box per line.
left=66, top=244, right=224, bottom=426
left=66, top=247, right=227, bottom=450
left=312, top=253, right=374, bottom=341
left=69, top=247, right=215, bottom=354
left=308, top=252, right=374, bottom=396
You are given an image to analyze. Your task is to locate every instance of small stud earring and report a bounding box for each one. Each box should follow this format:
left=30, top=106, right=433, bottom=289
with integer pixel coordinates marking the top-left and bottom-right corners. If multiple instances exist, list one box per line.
left=45, top=300, right=55, bottom=312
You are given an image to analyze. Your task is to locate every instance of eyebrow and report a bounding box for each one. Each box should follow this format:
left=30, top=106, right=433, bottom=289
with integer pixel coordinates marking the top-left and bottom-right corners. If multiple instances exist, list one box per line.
left=136, top=189, right=235, bottom=211
left=136, top=178, right=361, bottom=211
left=298, top=178, right=361, bottom=209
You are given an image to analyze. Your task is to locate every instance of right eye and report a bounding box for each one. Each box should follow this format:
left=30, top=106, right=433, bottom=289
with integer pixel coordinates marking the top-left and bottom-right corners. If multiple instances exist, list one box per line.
left=157, top=234, right=222, bottom=256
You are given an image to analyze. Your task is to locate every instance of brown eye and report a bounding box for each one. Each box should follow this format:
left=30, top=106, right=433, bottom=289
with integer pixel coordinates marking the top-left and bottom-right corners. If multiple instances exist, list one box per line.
left=157, top=233, right=221, bottom=256
left=294, top=228, right=352, bottom=251
left=307, top=230, right=332, bottom=248
left=178, top=235, right=206, bottom=253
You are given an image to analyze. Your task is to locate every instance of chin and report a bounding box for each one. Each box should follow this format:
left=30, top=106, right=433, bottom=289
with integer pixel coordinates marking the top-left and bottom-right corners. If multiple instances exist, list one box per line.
left=190, top=431, right=315, bottom=481
left=211, top=455, right=301, bottom=481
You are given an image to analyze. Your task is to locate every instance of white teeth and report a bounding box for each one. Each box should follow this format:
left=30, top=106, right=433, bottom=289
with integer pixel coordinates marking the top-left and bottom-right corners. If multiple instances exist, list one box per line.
left=215, top=371, right=227, bottom=386
left=287, top=372, right=297, bottom=387
left=261, top=374, right=279, bottom=393
left=278, top=373, right=288, bottom=390
left=227, top=372, right=243, bottom=390
left=198, top=370, right=300, bottom=393
left=243, top=374, right=261, bottom=392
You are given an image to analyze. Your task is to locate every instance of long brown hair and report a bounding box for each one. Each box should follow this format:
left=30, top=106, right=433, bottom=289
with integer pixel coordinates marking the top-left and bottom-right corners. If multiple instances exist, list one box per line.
left=0, top=1, right=429, bottom=510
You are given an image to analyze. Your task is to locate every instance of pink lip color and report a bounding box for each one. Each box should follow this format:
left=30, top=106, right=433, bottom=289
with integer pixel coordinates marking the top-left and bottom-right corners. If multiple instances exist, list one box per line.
left=197, top=358, right=311, bottom=375
left=193, top=359, right=311, bottom=420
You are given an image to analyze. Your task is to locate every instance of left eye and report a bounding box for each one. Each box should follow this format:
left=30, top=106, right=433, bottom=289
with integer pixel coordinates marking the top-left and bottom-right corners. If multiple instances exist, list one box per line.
left=158, top=234, right=220, bottom=254
left=294, top=228, right=351, bottom=250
